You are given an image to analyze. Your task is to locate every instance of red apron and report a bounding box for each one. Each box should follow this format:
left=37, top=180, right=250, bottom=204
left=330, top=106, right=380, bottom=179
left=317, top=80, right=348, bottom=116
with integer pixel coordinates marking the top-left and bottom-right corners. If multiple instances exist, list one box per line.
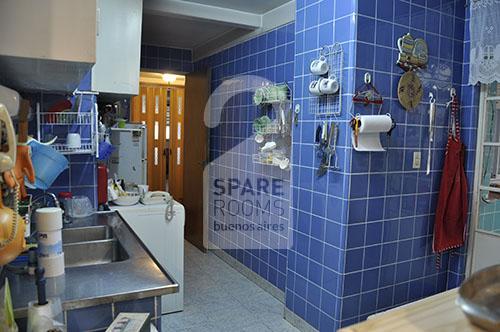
left=433, top=95, right=468, bottom=255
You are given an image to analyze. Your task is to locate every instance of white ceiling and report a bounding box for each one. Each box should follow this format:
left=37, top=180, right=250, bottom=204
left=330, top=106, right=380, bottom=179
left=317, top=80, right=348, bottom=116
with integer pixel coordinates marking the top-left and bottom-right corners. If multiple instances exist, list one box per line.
left=181, top=0, right=290, bottom=14
left=142, top=14, right=232, bottom=49
left=141, top=0, right=294, bottom=58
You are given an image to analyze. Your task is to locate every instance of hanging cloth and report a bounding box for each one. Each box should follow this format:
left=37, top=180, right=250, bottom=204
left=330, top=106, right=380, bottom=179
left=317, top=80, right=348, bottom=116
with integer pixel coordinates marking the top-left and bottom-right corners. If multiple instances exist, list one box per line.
left=468, top=0, right=500, bottom=85
left=433, top=94, right=468, bottom=257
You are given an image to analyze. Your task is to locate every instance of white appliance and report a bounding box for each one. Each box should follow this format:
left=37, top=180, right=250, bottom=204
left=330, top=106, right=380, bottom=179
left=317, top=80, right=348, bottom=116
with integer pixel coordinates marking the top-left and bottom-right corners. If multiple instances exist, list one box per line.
left=109, top=124, right=147, bottom=185
left=111, top=199, right=185, bottom=314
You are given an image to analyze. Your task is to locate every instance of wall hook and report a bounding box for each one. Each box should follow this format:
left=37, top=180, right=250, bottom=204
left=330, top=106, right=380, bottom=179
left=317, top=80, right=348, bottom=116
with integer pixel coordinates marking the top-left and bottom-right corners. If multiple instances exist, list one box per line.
left=449, top=87, right=456, bottom=97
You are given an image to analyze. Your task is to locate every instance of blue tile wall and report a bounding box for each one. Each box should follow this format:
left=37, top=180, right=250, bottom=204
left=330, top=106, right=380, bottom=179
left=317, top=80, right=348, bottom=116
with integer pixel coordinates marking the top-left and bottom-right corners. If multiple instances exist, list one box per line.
left=194, top=23, right=295, bottom=292
left=26, top=72, right=98, bottom=207
left=348, top=0, right=475, bottom=327
left=447, top=1, right=479, bottom=289
left=288, top=0, right=358, bottom=330
left=287, top=0, right=478, bottom=330
left=141, top=45, right=193, bottom=73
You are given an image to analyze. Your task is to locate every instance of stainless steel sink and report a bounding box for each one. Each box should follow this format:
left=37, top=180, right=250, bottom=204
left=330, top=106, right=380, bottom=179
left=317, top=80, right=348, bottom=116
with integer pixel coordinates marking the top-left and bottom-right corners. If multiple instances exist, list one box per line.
left=62, top=225, right=129, bottom=268
left=62, top=225, right=114, bottom=243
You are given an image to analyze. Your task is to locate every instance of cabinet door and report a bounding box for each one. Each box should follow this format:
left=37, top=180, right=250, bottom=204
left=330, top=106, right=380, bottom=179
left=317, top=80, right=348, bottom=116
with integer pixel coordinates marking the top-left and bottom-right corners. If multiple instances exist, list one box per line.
left=0, top=0, right=96, bottom=62
left=92, top=0, right=143, bottom=95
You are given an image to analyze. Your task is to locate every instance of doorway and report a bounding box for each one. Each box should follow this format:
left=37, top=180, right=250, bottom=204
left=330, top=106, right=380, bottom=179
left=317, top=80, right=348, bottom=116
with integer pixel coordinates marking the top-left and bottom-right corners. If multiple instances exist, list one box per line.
left=130, top=72, right=185, bottom=201
left=468, top=82, right=500, bottom=274
left=130, top=70, right=210, bottom=251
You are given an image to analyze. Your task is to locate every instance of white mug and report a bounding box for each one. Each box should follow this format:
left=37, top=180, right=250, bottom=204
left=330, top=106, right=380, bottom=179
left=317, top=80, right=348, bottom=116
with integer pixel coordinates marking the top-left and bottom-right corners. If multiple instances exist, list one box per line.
left=319, top=75, right=339, bottom=94
left=309, top=79, right=324, bottom=96
left=66, top=133, right=81, bottom=149
left=310, top=56, right=329, bottom=75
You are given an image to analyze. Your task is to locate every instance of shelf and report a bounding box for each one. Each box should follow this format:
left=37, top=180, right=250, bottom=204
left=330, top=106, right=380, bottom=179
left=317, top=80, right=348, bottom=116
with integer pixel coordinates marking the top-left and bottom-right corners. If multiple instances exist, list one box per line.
left=39, top=112, right=93, bottom=125
left=483, top=142, right=500, bottom=147
left=36, top=97, right=99, bottom=157
left=253, top=83, right=291, bottom=106
left=253, top=122, right=281, bottom=135
left=480, top=185, right=500, bottom=194
left=252, top=152, right=289, bottom=170
left=50, top=143, right=94, bottom=155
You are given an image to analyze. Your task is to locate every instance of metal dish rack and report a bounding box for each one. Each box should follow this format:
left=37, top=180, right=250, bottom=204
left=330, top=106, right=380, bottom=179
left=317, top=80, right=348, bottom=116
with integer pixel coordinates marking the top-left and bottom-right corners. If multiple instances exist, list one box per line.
left=36, top=90, right=99, bottom=155
left=309, top=43, right=344, bottom=117
left=252, top=150, right=289, bottom=169
left=253, top=121, right=281, bottom=135
left=254, top=83, right=291, bottom=105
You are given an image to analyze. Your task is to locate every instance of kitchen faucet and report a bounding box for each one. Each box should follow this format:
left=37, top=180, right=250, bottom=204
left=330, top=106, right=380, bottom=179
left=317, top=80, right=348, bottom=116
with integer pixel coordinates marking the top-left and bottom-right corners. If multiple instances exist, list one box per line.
left=31, top=192, right=60, bottom=209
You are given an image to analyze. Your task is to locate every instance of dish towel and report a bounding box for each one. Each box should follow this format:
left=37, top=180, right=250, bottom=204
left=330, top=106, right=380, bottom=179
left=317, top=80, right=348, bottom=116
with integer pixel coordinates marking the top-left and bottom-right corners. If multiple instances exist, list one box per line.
left=433, top=94, right=468, bottom=266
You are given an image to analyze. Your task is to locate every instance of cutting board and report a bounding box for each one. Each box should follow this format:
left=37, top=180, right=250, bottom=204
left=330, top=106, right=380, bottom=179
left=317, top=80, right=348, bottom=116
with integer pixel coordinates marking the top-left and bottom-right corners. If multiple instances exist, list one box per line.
left=339, top=288, right=483, bottom=332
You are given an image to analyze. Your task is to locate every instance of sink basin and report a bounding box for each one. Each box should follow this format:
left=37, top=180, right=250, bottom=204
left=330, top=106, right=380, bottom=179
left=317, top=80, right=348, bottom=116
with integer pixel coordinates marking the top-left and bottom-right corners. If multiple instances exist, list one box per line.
left=62, top=225, right=129, bottom=268
left=62, top=225, right=114, bottom=243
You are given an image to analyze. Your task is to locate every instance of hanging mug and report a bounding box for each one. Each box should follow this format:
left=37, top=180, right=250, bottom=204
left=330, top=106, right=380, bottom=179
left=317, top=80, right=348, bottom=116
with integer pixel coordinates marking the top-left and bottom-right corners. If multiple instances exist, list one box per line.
left=309, top=79, right=324, bottom=96
left=319, top=75, right=339, bottom=95
left=310, top=56, right=329, bottom=75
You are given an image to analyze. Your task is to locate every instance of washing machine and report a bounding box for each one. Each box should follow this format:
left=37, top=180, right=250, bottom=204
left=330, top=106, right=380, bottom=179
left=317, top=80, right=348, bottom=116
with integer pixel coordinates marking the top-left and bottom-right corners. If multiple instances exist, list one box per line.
left=111, top=200, right=184, bottom=314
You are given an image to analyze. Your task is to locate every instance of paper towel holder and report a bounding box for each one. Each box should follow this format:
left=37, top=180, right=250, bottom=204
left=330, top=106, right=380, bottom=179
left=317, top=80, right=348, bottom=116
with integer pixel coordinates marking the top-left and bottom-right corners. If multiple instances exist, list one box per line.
left=350, top=113, right=395, bottom=152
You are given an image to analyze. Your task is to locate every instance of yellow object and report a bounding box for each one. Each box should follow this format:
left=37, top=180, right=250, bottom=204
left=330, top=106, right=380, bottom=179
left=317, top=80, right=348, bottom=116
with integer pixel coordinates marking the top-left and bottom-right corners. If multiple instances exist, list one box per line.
left=3, top=279, right=15, bottom=329
left=0, top=103, right=26, bottom=266
left=0, top=189, right=26, bottom=266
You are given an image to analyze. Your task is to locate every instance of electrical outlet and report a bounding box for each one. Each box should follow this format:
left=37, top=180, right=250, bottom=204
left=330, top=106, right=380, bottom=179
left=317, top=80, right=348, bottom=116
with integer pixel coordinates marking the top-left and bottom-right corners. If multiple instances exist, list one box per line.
left=413, top=151, right=421, bottom=169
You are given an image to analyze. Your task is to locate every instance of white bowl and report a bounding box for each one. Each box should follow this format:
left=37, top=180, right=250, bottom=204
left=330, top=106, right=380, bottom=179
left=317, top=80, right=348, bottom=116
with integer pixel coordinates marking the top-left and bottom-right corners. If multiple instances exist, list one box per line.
left=113, top=192, right=140, bottom=206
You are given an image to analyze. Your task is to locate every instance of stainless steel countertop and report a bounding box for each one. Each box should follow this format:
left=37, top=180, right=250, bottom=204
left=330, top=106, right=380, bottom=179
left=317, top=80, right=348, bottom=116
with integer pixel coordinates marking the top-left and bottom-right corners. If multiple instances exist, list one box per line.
left=9, top=212, right=178, bottom=318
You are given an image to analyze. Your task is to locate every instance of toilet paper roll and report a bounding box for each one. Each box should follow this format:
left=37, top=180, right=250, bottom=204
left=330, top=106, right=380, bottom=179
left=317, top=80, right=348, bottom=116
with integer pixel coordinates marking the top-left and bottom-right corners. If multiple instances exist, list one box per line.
left=38, top=231, right=63, bottom=257
left=38, top=253, right=65, bottom=277
left=358, top=115, right=393, bottom=134
left=36, top=207, right=63, bottom=232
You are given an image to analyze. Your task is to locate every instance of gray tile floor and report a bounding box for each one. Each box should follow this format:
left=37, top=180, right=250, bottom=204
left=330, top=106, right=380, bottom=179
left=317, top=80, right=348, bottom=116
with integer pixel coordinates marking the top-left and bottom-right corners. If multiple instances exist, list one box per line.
left=161, top=242, right=299, bottom=332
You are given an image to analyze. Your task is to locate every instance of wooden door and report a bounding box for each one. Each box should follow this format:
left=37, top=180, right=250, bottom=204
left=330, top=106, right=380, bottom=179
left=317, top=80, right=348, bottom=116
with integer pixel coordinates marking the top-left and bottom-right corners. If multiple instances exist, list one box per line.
left=184, top=70, right=210, bottom=251
left=168, top=88, right=184, bottom=201
left=131, top=84, right=184, bottom=200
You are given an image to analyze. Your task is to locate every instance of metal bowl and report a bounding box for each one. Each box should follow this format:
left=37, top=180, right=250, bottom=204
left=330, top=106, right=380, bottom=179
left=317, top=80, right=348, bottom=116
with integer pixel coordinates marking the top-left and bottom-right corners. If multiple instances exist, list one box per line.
left=457, top=265, right=500, bottom=331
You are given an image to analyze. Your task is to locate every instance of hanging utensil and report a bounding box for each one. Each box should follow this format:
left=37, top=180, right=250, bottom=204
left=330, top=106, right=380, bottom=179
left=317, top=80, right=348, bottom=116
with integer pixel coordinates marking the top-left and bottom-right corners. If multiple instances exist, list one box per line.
left=330, top=123, right=340, bottom=170
left=12, top=101, right=35, bottom=198
left=317, top=122, right=337, bottom=177
left=350, top=116, right=361, bottom=148
left=352, top=73, right=383, bottom=106
left=426, top=93, right=437, bottom=175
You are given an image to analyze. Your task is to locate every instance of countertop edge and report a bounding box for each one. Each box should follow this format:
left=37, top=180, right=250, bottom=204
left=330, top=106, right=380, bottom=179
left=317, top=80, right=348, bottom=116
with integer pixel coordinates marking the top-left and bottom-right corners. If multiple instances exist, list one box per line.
left=12, top=211, right=179, bottom=319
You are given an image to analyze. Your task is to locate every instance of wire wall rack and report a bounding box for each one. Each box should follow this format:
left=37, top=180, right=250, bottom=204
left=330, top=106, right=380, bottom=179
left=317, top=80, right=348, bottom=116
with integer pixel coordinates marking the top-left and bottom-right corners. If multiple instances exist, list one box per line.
left=36, top=91, right=99, bottom=155
left=309, top=43, right=344, bottom=117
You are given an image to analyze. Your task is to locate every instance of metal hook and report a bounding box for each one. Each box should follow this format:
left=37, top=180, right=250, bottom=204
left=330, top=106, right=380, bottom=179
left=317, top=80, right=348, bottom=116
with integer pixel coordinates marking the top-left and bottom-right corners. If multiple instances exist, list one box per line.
left=429, top=92, right=436, bottom=104
left=449, top=87, right=456, bottom=97
left=364, top=72, right=371, bottom=84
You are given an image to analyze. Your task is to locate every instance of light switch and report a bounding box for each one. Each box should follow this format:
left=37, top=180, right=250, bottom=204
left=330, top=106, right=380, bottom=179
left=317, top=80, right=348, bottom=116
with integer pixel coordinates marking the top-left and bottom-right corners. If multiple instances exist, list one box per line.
left=413, top=151, right=421, bottom=169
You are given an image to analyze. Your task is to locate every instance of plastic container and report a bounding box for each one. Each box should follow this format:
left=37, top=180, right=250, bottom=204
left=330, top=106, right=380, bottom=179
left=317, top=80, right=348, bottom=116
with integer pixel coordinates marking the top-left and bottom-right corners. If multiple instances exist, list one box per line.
left=65, top=196, right=95, bottom=218
left=25, top=140, right=68, bottom=190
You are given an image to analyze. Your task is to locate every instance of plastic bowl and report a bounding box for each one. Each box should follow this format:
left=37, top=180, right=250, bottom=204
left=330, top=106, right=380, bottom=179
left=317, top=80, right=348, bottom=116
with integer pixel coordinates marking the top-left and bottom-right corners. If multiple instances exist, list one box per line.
left=26, top=140, right=68, bottom=190
left=113, top=192, right=140, bottom=206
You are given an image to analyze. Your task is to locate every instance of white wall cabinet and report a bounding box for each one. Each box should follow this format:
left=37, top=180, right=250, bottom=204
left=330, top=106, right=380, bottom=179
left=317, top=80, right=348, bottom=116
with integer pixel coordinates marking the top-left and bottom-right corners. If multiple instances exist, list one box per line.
left=0, top=0, right=97, bottom=91
left=91, top=0, right=143, bottom=96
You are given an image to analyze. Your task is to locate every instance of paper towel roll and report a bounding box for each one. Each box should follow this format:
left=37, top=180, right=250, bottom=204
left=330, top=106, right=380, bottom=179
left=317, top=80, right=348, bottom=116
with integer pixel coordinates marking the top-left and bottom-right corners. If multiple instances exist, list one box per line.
left=28, top=298, right=64, bottom=331
left=358, top=115, right=393, bottom=133
left=38, top=231, right=63, bottom=257
left=36, top=207, right=63, bottom=232
left=353, top=115, right=393, bottom=152
left=38, top=253, right=65, bottom=277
